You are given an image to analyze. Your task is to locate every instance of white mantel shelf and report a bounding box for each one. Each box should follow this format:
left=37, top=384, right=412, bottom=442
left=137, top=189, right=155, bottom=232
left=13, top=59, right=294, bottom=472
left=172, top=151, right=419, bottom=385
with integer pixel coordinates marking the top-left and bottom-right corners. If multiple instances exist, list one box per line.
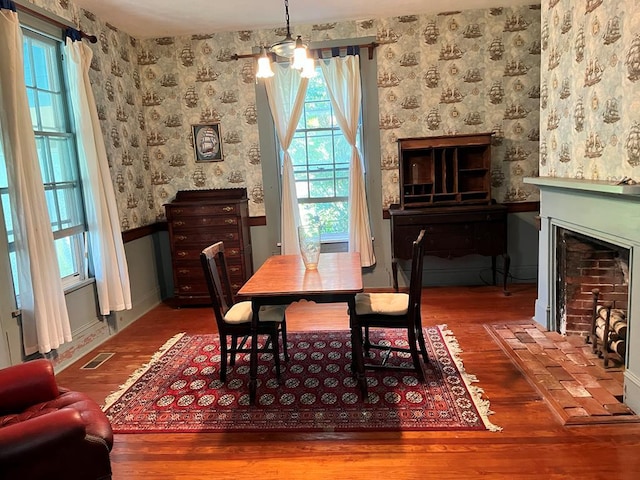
left=524, top=176, right=640, bottom=196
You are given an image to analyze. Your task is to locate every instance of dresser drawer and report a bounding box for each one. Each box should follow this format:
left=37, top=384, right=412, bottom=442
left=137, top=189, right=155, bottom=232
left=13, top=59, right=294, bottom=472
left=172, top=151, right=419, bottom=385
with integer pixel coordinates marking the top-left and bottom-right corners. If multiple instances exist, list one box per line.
left=170, top=215, right=238, bottom=229
left=396, top=227, right=472, bottom=258
left=425, top=231, right=474, bottom=253
left=174, top=261, right=246, bottom=294
left=167, top=204, right=238, bottom=216
left=392, top=210, right=503, bottom=226
left=170, top=229, right=239, bottom=245
left=173, top=245, right=244, bottom=261
left=175, top=281, right=207, bottom=295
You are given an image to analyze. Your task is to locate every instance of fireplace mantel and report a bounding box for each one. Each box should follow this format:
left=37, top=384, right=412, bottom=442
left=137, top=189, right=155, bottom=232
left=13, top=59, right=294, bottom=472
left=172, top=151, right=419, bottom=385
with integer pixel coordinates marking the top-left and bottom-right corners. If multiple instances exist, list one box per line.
left=525, top=176, right=640, bottom=414
left=525, top=177, right=640, bottom=196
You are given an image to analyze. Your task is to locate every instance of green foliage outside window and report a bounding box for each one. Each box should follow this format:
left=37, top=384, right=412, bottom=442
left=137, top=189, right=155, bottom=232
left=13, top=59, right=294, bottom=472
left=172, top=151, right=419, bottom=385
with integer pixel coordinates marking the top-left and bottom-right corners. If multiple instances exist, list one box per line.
left=287, top=68, right=362, bottom=241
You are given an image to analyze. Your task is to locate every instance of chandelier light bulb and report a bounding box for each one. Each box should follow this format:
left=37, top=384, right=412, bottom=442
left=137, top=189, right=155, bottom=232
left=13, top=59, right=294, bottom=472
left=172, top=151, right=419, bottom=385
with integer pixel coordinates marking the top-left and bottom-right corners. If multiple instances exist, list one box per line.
left=291, top=36, right=307, bottom=70
left=256, top=47, right=274, bottom=78
left=256, top=56, right=274, bottom=78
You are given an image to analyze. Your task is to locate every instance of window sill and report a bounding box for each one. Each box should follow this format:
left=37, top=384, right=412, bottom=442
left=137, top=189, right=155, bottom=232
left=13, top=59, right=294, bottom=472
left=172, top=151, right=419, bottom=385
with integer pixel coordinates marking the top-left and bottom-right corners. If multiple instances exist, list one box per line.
left=64, top=277, right=95, bottom=295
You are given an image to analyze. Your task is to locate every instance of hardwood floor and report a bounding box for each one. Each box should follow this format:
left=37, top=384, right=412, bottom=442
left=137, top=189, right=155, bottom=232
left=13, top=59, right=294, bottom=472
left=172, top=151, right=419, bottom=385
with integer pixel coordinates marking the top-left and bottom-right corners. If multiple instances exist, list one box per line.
left=56, top=284, right=640, bottom=479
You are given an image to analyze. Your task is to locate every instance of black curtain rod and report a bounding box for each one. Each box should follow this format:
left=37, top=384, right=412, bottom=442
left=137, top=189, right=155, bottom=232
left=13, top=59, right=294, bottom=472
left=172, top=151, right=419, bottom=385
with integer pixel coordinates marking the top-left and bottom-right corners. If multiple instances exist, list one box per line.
left=15, top=2, right=97, bottom=43
left=233, top=42, right=377, bottom=62
left=312, top=42, right=378, bottom=61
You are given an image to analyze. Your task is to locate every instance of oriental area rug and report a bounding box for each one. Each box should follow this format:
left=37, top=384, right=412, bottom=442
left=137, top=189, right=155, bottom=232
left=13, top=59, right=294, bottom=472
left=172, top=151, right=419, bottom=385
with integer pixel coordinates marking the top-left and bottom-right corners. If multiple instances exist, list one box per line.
left=103, top=326, right=501, bottom=433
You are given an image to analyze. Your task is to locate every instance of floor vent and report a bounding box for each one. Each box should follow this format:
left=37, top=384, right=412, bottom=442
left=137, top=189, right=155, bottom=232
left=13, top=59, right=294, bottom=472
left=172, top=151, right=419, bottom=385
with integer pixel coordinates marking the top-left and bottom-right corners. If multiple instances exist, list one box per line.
left=81, top=352, right=115, bottom=370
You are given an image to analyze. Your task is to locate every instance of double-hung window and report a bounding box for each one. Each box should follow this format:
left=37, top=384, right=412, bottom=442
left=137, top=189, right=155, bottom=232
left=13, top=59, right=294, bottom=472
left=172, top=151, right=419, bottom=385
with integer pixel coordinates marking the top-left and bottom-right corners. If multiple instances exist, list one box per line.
left=287, top=67, right=363, bottom=242
left=0, top=25, right=87, bottom=298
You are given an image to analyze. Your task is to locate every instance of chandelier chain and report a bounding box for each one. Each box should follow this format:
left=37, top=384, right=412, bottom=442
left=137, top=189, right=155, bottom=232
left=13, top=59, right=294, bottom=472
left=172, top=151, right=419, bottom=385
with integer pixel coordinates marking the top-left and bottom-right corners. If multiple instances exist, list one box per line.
left=284, top=0, right=291, bottom=36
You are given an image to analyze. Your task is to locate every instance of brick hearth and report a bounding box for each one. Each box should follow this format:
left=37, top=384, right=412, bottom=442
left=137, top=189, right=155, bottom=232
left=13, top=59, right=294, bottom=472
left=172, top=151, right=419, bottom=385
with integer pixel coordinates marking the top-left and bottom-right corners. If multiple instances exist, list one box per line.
left=487, top=321, right=638, bottom=425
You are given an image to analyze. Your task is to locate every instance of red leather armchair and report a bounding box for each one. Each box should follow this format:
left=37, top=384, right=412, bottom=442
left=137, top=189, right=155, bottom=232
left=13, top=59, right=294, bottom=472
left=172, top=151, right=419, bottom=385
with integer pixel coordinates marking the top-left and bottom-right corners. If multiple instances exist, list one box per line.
left=0, top=359, right=114, bottom=480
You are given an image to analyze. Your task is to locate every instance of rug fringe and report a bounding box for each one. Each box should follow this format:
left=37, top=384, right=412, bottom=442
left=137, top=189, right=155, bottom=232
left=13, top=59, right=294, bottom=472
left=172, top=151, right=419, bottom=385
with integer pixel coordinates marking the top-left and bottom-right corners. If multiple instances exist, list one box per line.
left=438, top=324, right=503, bottom=432
left=102, top=332, right=185, bottom=411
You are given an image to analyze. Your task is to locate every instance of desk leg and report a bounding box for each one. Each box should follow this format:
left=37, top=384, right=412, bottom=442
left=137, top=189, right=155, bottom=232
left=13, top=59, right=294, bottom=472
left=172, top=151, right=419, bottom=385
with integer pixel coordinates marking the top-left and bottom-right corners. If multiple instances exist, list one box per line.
left=503, top=253, right=511, bottom=296
left=348, top=296, right=368, bottom=401
left=391, top=257, right=399, bottom=292
left=491, top=255, right=497, bottom=286
left=249, top=301, right=259, bottom=405
left=491, top=255, right=511, bottom=296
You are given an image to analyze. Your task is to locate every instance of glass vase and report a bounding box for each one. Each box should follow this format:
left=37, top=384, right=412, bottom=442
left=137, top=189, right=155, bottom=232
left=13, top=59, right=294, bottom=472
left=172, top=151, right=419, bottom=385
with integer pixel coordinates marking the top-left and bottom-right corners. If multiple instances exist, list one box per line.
left=298, top=225, right=321, bottom=270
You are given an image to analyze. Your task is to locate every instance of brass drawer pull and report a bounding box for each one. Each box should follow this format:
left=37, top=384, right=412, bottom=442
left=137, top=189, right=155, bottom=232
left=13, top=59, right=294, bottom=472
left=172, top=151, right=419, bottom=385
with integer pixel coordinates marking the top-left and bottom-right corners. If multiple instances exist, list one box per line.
left=229, top=249, right=239, bottom=255
left=173, top=208, right=183, bottom=214
left=181, top=285, right=192, bottom=291
left=177, top=251, right=188, bottom=257
left=230, top=266, right=240, bottom=273
left=174, top=221, right=185, bottom=227
left=223, top=206, right=233, bottom=212
left=178, top=269, right=190, bottom=275
left=176, top=235, right=187, bottom=241
left=225, top=219, right=235, bottom=224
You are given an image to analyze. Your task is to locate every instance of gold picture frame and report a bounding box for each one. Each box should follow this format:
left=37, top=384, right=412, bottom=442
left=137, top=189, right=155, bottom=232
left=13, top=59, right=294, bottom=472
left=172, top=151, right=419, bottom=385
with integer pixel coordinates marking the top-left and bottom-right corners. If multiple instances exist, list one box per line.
left=192, top=123, right=223, bottom=162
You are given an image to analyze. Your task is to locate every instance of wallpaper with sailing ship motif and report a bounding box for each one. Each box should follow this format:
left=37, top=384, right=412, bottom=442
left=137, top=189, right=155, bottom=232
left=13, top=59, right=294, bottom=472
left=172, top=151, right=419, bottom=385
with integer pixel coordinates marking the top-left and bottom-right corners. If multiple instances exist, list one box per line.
left=540, top=0, right=640, bottom=180
left=26, top=0, right=541, bottom=230
left=371, top=6, right=541, bottom=207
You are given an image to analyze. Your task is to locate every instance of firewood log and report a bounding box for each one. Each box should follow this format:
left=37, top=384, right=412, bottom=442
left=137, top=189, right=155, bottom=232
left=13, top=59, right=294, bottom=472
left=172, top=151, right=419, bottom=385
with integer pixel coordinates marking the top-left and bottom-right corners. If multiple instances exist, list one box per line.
left=609, top=339, right=626, bottom=358
left=595, top=306, right=628, bottom=339
left=595, top=323, right=621, bottom=343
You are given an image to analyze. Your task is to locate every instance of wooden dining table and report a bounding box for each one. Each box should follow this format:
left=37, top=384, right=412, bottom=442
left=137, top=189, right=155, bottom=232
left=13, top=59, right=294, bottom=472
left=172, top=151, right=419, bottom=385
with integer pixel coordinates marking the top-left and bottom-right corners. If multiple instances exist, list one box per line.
left=237, top=252, right=366, bottom=405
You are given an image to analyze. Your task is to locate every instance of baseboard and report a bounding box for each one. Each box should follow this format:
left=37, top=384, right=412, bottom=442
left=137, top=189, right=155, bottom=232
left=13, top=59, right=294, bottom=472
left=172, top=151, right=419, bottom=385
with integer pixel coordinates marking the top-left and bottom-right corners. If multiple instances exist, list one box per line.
left=624, top=369, right=640, bottom=415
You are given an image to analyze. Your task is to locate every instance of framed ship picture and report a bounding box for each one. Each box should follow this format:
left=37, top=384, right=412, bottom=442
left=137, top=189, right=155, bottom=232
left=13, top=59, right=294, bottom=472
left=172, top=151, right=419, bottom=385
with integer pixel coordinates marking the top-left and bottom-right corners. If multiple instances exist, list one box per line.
left=192, top=123, right=223, bottom=162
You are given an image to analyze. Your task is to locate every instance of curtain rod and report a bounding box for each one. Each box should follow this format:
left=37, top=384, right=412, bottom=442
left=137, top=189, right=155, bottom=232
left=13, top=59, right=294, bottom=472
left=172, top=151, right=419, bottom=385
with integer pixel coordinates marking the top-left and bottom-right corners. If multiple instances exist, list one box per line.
left=312, top=42, right=378, bottom=61
left=14, top=2, right=97, bottom=43
left=232, top=42, right=378, bottom=62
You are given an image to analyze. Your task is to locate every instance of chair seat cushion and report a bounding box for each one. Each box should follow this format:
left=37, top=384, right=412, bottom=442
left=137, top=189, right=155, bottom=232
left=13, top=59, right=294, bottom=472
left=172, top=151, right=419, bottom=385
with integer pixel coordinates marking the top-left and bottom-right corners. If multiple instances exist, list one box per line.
left=355, top=292, right=409, bottom=316
left=223, top=301, right=286, bottom=324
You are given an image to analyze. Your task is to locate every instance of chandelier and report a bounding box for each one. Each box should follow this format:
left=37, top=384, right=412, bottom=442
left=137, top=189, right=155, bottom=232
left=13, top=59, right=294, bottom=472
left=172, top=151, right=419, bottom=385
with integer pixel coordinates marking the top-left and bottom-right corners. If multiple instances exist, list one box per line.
left=256, top=0, right=315, bottom=79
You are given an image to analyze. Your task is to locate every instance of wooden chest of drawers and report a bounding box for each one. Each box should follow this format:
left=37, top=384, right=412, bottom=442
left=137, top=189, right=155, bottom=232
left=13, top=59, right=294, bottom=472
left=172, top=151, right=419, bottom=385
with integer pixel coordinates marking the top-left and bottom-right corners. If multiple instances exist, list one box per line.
left=165, top=189, right=252, bottom=306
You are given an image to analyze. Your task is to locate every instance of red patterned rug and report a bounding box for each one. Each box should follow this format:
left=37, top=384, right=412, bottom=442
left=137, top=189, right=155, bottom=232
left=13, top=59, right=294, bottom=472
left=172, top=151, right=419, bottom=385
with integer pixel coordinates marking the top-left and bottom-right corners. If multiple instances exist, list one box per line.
left=103, top=326, right=500, bottom=433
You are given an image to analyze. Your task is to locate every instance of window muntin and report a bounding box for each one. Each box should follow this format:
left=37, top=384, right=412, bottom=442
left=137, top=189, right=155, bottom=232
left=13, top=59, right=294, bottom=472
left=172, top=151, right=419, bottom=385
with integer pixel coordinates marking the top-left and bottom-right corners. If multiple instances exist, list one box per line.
left=286, top=68, right=362, bottom=241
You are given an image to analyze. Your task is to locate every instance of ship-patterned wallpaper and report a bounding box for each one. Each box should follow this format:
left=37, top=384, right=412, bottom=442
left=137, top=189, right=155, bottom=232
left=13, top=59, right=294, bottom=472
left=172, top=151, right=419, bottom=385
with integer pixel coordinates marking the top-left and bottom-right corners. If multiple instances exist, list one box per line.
left=540, top=0, right=640, bottom=180
left=373, top=6, right=541, bottom=207
left=25, top=0, right=541, bottom=232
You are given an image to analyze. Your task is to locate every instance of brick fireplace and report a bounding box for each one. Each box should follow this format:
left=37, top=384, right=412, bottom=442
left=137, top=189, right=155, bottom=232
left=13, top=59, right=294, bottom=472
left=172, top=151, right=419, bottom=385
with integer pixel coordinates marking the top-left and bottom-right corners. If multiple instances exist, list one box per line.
left=525, top=177, right=640, bottom=414
left=556, top=229, right=629, bottom=340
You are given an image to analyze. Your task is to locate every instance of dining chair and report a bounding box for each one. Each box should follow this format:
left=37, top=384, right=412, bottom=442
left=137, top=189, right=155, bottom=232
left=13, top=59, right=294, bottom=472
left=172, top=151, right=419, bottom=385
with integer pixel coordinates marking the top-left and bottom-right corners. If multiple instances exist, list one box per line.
left=200, top=242, right=289, bottom=382
left=353, top=229, right=429, bottom=379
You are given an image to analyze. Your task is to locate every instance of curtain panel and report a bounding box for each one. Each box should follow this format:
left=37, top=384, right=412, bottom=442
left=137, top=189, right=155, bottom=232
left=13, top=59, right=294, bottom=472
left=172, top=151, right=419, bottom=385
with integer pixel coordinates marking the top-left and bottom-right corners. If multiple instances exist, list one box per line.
left=0, top=1, right=72, bottom=354
left=319, top=55, right=376, bottom=267
left=64, top=31, right=132, bottom=315
left=264, top=64, right=309, bottom=255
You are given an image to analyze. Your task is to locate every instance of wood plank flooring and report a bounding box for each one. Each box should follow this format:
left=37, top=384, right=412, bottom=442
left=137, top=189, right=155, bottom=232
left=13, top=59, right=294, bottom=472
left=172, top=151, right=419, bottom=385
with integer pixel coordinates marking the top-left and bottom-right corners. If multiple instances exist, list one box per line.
left=55, top=284, right=640, bottom=479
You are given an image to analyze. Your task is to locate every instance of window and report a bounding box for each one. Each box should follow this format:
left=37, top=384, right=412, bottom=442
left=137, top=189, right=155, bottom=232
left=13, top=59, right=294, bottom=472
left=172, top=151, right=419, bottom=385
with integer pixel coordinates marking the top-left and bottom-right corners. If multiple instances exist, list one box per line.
left=0, top=26, right=87, bottom=297
left=286, top=67, right=362, bottom=242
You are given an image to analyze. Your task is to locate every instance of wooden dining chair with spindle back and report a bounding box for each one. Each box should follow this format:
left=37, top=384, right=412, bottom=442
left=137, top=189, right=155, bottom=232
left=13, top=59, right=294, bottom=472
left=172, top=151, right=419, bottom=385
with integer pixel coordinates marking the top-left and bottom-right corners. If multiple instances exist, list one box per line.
left=353, top=229, right=429, bottom=379
left=200, top=242, right=289, bottom=382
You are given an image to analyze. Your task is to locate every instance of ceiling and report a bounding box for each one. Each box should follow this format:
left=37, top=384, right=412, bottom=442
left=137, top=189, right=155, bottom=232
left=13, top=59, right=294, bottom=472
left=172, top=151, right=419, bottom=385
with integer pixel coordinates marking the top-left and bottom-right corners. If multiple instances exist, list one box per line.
left=70, top=0, right=537, bottom=39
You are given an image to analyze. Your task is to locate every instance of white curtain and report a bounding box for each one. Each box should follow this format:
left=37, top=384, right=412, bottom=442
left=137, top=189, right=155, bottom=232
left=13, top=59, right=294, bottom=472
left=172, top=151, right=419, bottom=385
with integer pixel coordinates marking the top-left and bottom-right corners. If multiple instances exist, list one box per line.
left=264, top=63, right=309, bottom=254
left=64, top=35, right=132, bottom=315
left=319, top=55, right=376, bottom=267
left=0, top=5, right=72, bottom=354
